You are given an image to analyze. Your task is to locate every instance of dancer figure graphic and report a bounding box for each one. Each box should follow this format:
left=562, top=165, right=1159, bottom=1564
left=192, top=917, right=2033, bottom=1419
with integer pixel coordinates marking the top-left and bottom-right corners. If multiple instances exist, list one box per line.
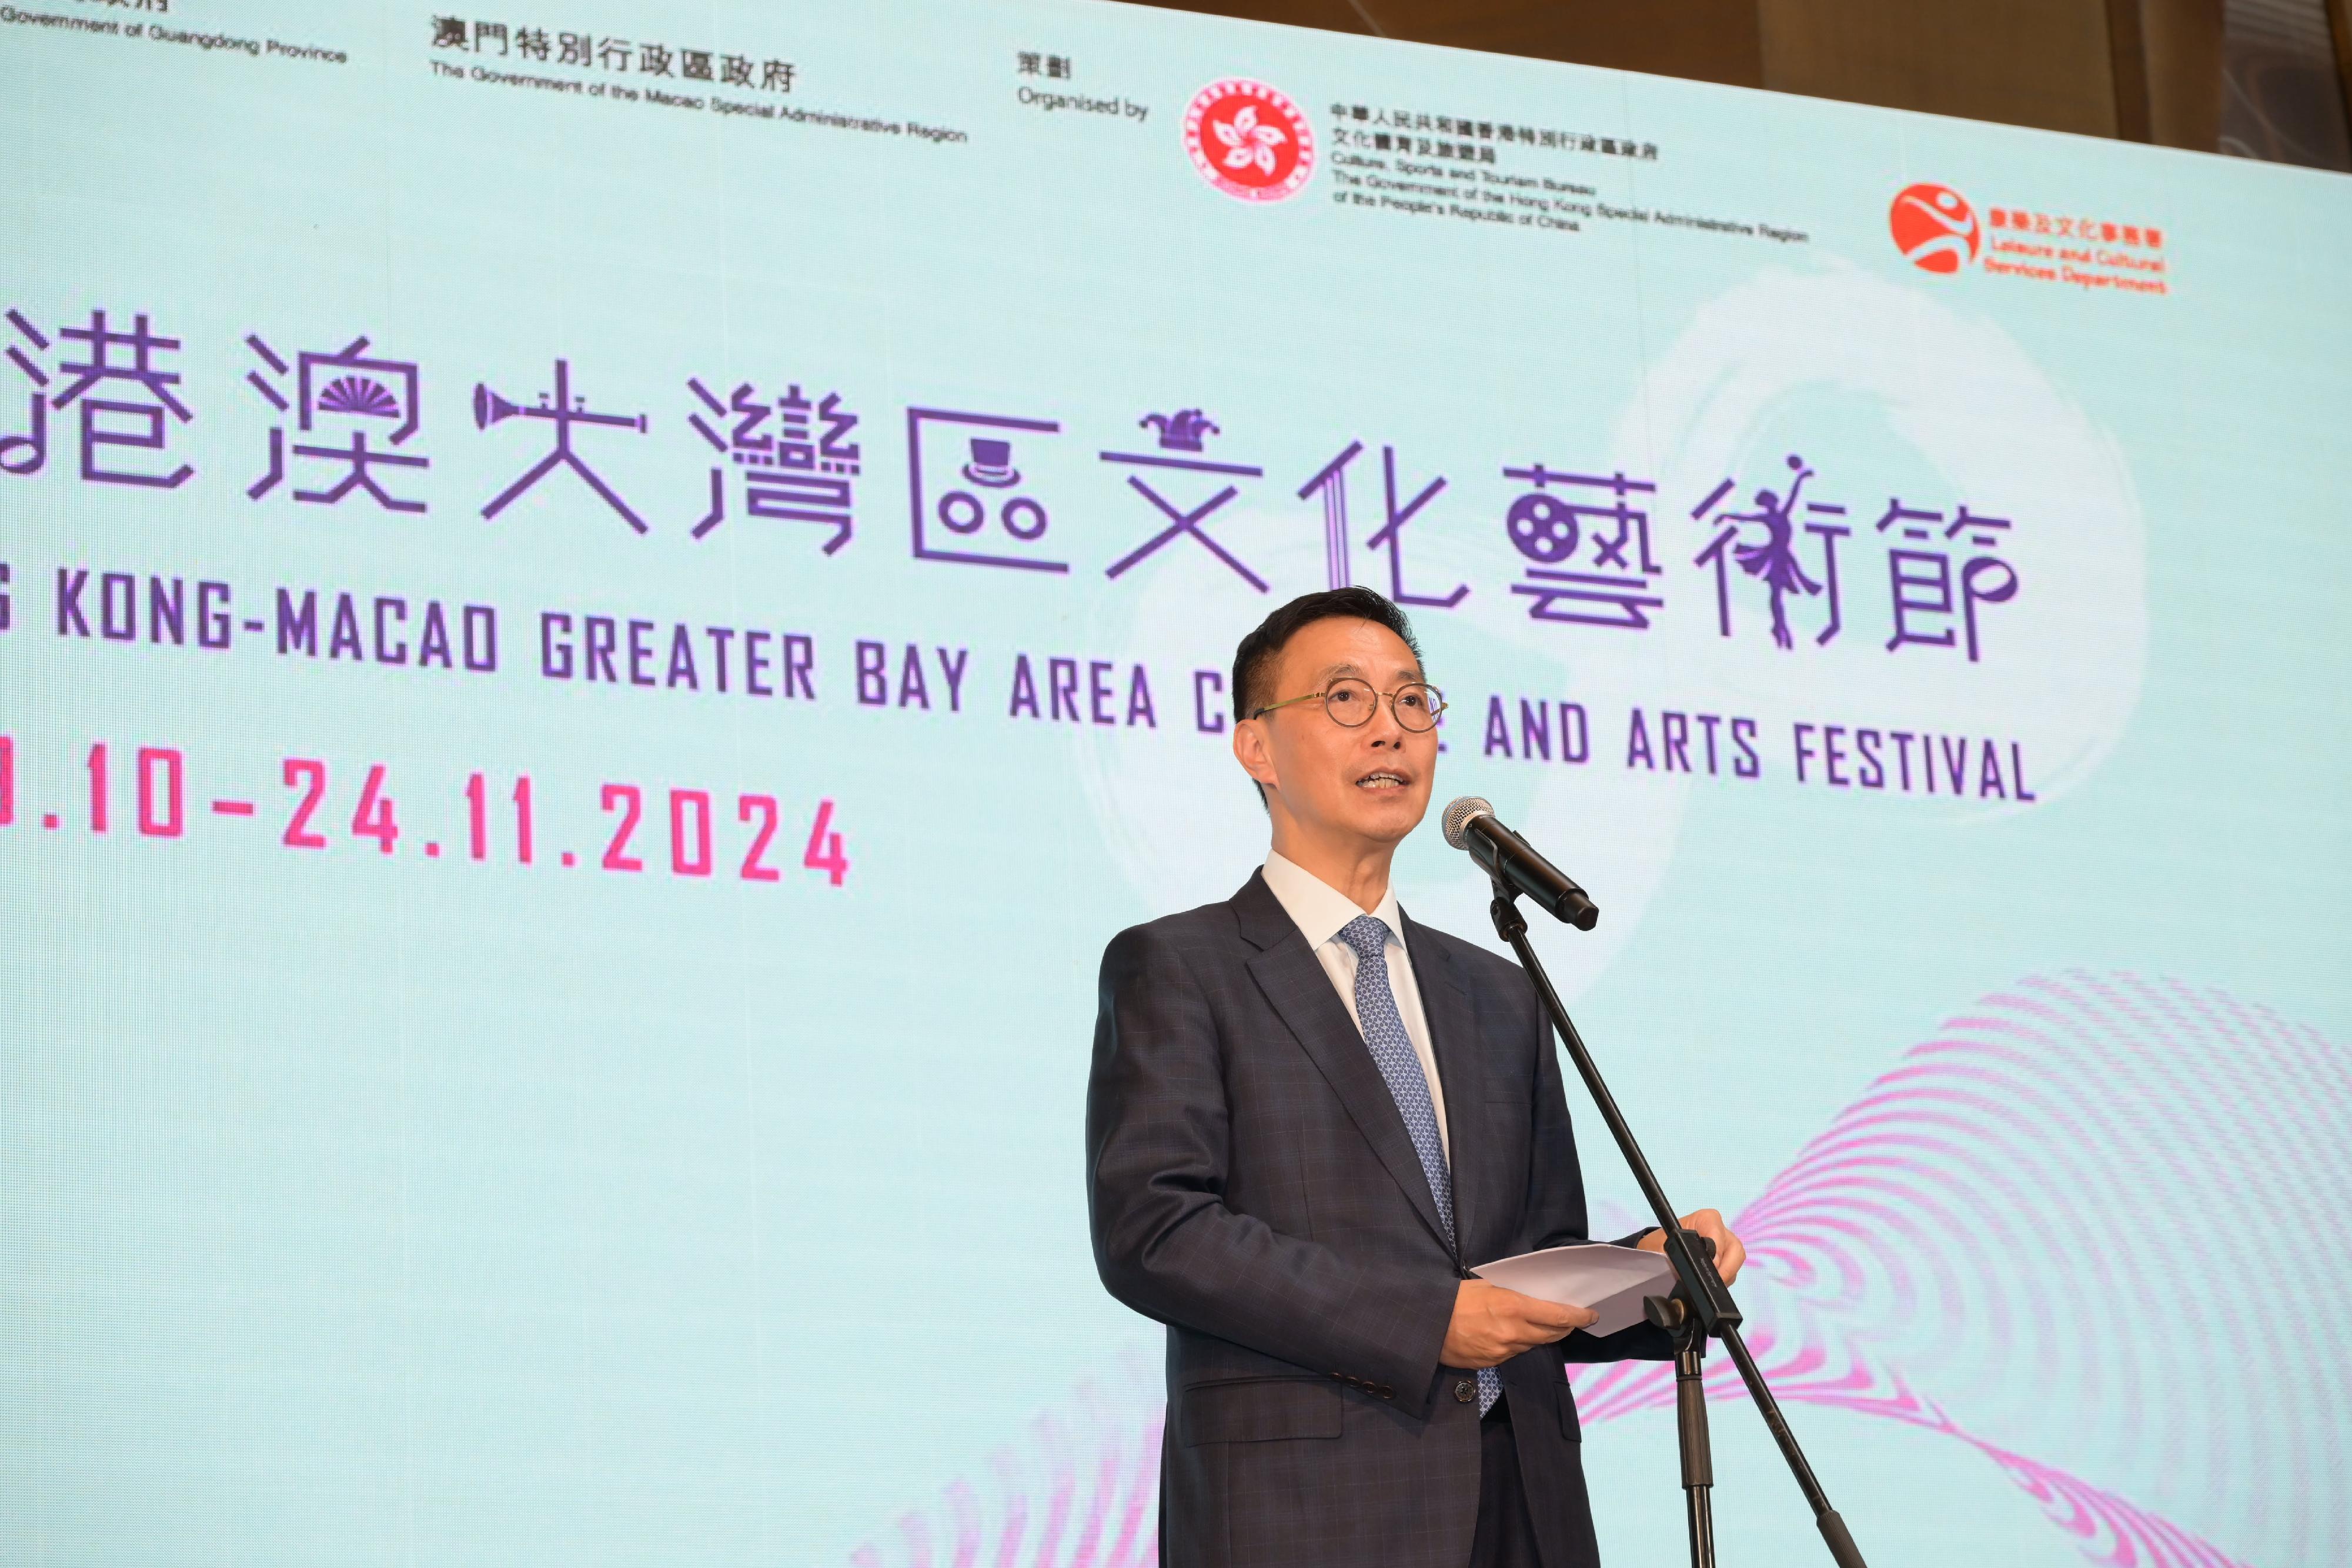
left=1726, top=454, right=1823, bottom=649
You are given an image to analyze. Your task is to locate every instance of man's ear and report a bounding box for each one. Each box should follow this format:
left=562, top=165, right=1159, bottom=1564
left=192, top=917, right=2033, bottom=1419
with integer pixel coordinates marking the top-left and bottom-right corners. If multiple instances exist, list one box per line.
left=1231, top=717, right=1279, bottom=797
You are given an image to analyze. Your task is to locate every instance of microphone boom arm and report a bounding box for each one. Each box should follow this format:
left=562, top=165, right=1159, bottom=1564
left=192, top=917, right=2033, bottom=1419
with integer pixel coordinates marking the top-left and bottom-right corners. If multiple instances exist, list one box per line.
left=1487, top=880, right=1868, bottom=1568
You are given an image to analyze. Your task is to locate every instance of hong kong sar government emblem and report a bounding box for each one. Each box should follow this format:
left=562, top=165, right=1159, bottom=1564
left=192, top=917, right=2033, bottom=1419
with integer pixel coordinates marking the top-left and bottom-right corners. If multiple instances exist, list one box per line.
left=1184, top=79, right=1317, bottom=202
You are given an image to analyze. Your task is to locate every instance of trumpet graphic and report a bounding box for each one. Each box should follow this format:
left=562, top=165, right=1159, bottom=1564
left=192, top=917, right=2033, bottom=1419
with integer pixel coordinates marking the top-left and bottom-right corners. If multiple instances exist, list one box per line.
left=475, top=359, right=653, bottom=534
left=472, top=383, right=525, bottom=427
left=472, top=377, right=648, bottom=433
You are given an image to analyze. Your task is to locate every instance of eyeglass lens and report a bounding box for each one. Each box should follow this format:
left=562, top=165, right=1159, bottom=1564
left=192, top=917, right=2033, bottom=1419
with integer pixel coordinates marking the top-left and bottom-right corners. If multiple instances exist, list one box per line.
left=1324, top=679, right=1440, bottom=730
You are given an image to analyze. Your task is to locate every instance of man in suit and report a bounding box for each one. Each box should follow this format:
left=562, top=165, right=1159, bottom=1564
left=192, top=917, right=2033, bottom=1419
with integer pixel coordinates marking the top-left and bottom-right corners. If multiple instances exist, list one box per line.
left=1086, top=587, right=1745, bottom=1568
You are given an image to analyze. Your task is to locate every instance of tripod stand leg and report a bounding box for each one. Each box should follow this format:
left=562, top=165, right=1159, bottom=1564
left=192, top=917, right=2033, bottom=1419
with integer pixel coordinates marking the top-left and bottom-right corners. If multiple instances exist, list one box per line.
left=1678, top=1335, right=1716, bottom=1568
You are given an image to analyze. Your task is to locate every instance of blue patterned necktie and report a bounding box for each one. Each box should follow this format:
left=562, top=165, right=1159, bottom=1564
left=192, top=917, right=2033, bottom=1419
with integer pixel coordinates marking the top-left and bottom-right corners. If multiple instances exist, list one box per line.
left=1338, top=914, right=1501, bottom=1415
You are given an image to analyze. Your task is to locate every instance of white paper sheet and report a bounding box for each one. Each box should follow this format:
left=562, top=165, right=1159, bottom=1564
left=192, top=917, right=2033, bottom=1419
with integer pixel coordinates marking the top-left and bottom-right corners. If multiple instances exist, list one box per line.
left=1469, top=1243, right=1677, bottom=1338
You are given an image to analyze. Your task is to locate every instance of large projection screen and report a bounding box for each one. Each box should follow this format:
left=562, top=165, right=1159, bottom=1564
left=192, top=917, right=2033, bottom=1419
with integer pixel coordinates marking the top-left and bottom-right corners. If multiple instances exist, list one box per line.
left=3, top=2, right=2348, bottom=1564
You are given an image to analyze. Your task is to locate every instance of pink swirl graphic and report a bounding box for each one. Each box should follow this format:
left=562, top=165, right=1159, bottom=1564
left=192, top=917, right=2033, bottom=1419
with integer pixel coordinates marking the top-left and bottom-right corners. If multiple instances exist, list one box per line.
left=853, top=973, right=2347, bottom=1566
left=851, top=1353, right=1168, bottom=1568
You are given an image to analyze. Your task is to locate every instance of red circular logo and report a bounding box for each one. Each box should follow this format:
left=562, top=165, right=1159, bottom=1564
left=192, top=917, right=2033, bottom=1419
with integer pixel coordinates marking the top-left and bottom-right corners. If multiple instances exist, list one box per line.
left=1184, top=79, right=1315, bottom=203
left=1889, top=183, right=1980, bottom=273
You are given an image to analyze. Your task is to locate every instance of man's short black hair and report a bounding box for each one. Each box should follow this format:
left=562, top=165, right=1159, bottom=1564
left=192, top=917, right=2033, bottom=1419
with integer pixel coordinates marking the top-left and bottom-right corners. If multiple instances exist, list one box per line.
left=1231, top=587, right=1425, bottom=808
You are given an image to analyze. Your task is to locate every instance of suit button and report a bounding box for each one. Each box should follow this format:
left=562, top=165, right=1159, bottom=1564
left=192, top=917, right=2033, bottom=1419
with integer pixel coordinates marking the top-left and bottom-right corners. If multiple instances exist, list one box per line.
left=1376, top=1384, right=1395, bottom=1400
left=1454, top=1379, right=1475, bottom=1403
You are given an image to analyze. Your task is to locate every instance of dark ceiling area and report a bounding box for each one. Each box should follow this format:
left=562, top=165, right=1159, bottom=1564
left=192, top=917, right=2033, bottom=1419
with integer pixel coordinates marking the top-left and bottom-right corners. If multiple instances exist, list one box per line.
left=1118, top=0, right=2352, bottom=169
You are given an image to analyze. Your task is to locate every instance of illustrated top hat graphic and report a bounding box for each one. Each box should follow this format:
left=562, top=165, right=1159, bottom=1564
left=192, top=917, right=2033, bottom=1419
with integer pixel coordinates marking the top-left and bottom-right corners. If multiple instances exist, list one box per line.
left=962, top=437, right=1021, bottom=488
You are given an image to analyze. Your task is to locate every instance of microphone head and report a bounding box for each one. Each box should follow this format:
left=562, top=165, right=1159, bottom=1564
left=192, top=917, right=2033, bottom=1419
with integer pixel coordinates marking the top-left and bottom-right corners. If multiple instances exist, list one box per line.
left=1441, top=796, right=1494, bottom=851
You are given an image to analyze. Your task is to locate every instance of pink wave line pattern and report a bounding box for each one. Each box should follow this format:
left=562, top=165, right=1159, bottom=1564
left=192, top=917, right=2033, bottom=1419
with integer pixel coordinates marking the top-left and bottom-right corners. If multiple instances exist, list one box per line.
left=851, top=1358, right=1167, bottom=1568
left=851, top=973, right=2346, bottom=1567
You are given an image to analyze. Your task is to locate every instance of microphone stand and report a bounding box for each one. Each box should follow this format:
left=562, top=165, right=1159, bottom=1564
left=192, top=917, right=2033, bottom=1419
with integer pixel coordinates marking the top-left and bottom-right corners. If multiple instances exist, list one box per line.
left=1646, top=1238, right=1722, bottom=1568
left=1488, top=880, right=1867, bottom=1568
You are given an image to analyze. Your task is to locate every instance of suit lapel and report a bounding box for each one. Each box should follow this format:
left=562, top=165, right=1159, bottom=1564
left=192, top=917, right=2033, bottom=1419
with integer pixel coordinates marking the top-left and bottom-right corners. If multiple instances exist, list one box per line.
left=1406, top=912, right=1489, bottom=1262
left=1232, top=873, right=1451, bottom=1253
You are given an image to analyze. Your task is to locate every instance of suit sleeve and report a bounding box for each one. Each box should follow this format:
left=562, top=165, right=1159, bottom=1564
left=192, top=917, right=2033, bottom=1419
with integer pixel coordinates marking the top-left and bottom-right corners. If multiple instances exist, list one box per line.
left=1519, top=976, right=1675, bottom=1364
left=1086, top=925, right=1461, bottom=1412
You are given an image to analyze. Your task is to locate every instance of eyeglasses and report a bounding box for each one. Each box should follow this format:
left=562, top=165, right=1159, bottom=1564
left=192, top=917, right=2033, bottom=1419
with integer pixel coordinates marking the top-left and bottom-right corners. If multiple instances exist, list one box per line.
left=1252, top=678, right=1447, bottom=732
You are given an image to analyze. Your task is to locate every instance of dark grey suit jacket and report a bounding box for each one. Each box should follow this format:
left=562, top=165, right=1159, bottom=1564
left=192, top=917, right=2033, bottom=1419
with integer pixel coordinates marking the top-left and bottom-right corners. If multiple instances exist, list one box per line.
left=1087, top=870, right=1669, bottom=1568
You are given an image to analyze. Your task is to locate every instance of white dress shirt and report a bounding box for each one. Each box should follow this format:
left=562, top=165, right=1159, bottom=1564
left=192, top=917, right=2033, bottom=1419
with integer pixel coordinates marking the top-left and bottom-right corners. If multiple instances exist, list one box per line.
left=1261, top=851, right=1451, bottom=1159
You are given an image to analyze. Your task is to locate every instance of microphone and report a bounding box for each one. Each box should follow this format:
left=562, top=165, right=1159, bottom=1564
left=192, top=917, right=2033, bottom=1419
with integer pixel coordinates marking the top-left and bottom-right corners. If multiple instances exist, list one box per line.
left=1441, top=797, right=1599, bottom=930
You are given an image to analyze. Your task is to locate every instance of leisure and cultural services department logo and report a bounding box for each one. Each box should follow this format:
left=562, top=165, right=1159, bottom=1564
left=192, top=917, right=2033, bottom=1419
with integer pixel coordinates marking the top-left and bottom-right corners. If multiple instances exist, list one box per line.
left=1889, top=182, right=1980, bottom=273
left=1885, top=178, right=2169, bottom=296
left=1183, top=79, right=1315, bottom=202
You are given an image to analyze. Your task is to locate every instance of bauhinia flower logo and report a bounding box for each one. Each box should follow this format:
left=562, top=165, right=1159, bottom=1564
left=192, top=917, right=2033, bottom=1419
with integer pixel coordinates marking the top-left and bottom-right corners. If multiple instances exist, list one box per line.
left=1215, top=103, right=1286, bottom=177
left=1183, top=79, right=1315, bottom=203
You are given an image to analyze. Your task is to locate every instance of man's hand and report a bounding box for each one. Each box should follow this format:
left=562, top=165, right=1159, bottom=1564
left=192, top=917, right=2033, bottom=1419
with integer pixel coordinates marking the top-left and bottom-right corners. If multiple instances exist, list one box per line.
left=1635, top=1208, right=1746, bottom=1284
left=1441, top=1280, right=1598, bottom=1369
